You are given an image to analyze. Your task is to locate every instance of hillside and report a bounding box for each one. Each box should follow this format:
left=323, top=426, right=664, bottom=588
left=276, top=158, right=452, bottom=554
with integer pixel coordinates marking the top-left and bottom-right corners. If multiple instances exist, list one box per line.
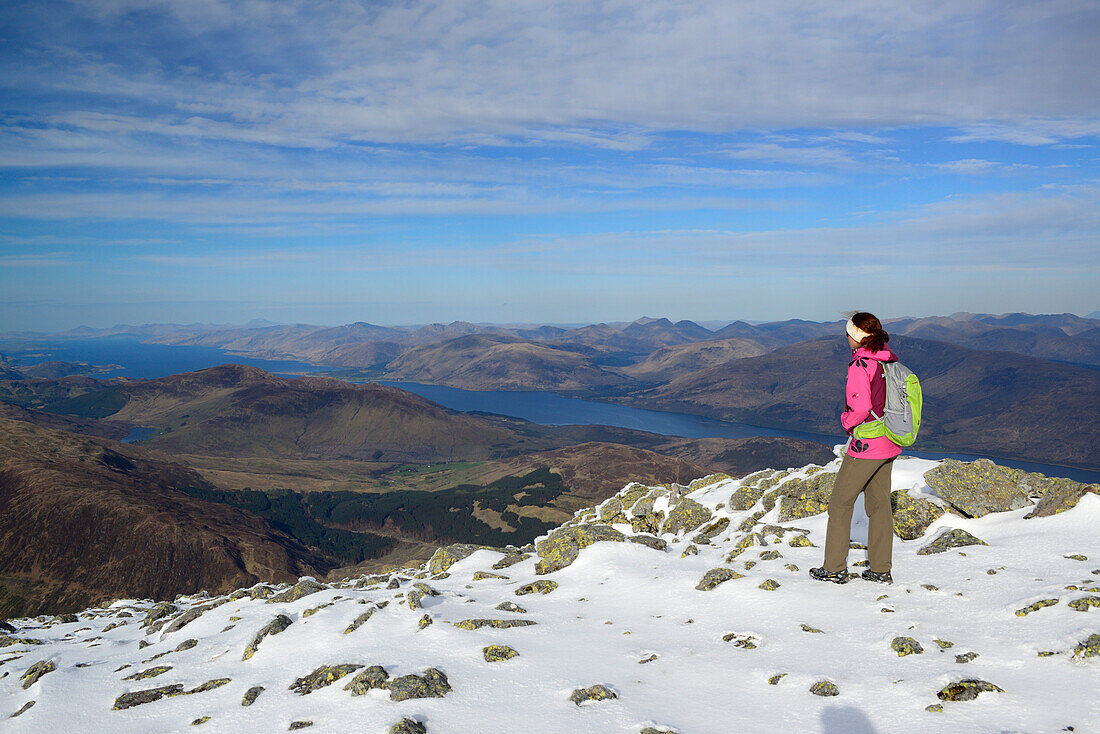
left=0, top=418, right=324, bottom=618
left=2, top=455, right=1096, bottom=732
left=621, top=337, right=770, bottom=382
left=633, top=335, right=1100, bottom=470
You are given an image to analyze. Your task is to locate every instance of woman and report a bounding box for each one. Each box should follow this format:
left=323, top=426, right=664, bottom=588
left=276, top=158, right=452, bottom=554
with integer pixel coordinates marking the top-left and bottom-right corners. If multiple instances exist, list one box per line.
left=810, top=312, right=901, bottom=584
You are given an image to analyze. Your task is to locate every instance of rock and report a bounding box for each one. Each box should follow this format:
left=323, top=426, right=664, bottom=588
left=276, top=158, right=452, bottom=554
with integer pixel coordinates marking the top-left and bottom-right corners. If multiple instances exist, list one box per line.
left=123, top=665, right=172, bottom=680
left=1068, top=596, right=1100, bottom=612
left=955, top=652, right=979, bottom=664
left=483, top=645, right=519, bottom=662
left=640, top=728, right=676, bottom=734
left=1065, top=554, right=1088, bottom=561
left=491, top=553, right=529, bottom=570
left=681, top=545, right=698, bottom=557
left=241, top=685, right=265, bottom=706
left=689, top=473, right=731, bottom=491
left=267, top=578, right=326, bottom=604
left=661, top=498, right=713, bottom=535
left=891, top=637, right=924, bottom=656
left=174, top=638, right=198, bottom=652
left=933, top=639, right=954, bottom=649
left=917, top=529, right=988, bottom=555
left=56, top=613, right=79, bottom=624
left=569, top=683, right=617, bottom=705
left=289, top=722, right=313, bottom=730
left=390, top=719, right=427, bottom=734
left=0, top=621, right=14, bottom=634
left=759, top=550, right=781, bottom=561
left=785, top=563, right=799, bottom=572
left=788, top=534, right=814, bottom=547
left=696, top=568, right=744, bottom=591
left=1072, top=633, right=1100, bottom=661
left=472, top=571, right=509, bottom=581
left=418, top=614, right=432, bottom=631
left=289, top=664, right=363, bottom=695
left=693, top=517, right=730, bottom=542
left=729, top=470, right=788, bottom=511
left=191, top=716, right=210, bottom=726
left=800, top=624, right=824, bottom=634
left=242, top=614, right=293, bottom=661
left=722, top=633, right=758, bottom=649
left=19, top=660, right=55, bottom=689
left=776, top=473, right=836, bottom=521
left=407, top=591, right=425, bottom=610
left=9, top=699, right=34, bottom=717
left=515, top=580, right=558, bottom=595
left=188, top=679, right=230, bottom=694
left=535, top=525, right=625, bottom=574
left=1015, top=599, right=1059, bottom=616
left=629, top=535, right=668, bottom=551
left=389, top=668, right=451, bottom=701
left=302, top=603, right=334, bottom=617
left=495, top=601, right=526, bottom=613
left=725, top=532, right=765, bottom=561
left=429, top=544, right=495, bottom=574
left=112, top=684, right=185, bottom=710
left=768, top=673, right=787, bottom=685
left=345, top=605, right=380, bottom=634
left=638, top=654, right=658, bottom=664
left=759, top=579, right=780, bottom=591
left=141, top=602, right=178, bottom=628
left=936, top=679, right=1004, bottom=702
left=452, top=619, right=538, bottom=630
left=924, top=459, right=1030, bottom=518
left=1025, top=477, right=1098, bottom=518
left=598, top=497, right=625, bottom=522
left=925, top=704, right=943, bottom=713
left=891, top=490, right=946, bottom=540
left=809, top=680, right=839, bottom=697
left=345, top=665, right=390, bottom=695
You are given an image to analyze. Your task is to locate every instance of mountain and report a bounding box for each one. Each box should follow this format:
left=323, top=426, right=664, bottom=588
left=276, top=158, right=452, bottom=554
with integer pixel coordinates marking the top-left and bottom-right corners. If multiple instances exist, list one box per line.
left=384, top=334, right=629, bottom=391
left=4, top=456, right=1095, bottom=731
left=620, top=317, right=715, bottom=346
left=632, top=336, right=1100, bottom=470
left=0, top=418, right=323, bottom=618
left=621, top=337, right=771, bottom=382
left=889, top=315, right=1100, bottom=367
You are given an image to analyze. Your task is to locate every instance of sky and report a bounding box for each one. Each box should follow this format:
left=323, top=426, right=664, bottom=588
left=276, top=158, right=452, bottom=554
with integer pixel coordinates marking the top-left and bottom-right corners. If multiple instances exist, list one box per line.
left=1, top=0, right=1098, bottom=331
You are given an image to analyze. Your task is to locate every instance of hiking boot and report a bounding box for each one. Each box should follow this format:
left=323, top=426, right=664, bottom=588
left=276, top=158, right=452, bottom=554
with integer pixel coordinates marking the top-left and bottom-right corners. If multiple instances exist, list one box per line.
left=861, top=569, right=893, bottom=584
left=809, top=567, right=850, bottom=584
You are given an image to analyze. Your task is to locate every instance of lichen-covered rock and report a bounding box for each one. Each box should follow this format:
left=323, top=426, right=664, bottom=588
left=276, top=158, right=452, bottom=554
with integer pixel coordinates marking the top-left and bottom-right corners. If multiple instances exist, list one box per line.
left=267, top=578, right=326, bottom=605
left=188, top=679, right=230, bottom=694
left=917, top=529, right=988, bottom=555
left=891, top=490, right=946, bottom=540
left=242, top=615, right=292, bottom=661
left=725, top=532, right=765, bottom=562
left=241, top=685, right=265, bottom=706
left=737, top=510, right=766, bottom=533
left=515, top=580, right=558, bottom=596
left=428, top=544, right=495, bottom=575
left=955, top=652, right=979, bottom=664
left=534, top=525, right=625, bottom=574
left=407, top=590, right=425, bottom=610
left=472, top=571, right=509, bottom=581
left=693, top=517, right=730, bottom=541
left=696, top=568, right=744, bottom=591
left=230, top=585, right=275, bottom=601
left=345, top=665, right=390, bottom=695
left=0, top=620, right=15, bottom=634
left=345, top=606, right=379, bottom=634
left=289, top=722, right=313, bottom=730
left=891, top=637, right=924, bottom=656
left=389, top=719, right=427, bottom=734
left=661, top=497, right=712, bottom=535
left=924, top=459, right=1030, bottom=518
left=1015, top=599, right=1059, bottom=616
left=19, top=660, right=54, bottom=689
left=289, top=664, right=363, bottom=695
left=418, top=614, right=432, bottom=631
left=936, top=679, right=1003, bottom=701
left=495, top=601, right=526, bottom=613
left=452, top=619, right=538, bottom=630
left=689, top=473, right=731, bottom=491
left=925, top=704, right=943, bottom=713
left=809, top=680, right=839, bottom=697
left=759, top=579, right=780, bottom=591
left=389, top=668, right=451, bottom=701
left=302, top=603, right=333, bottom=618
left=729, top=470, right=788, bottom=511
left=933, top=639, right=954, bottom=649
left=112, top=684, right=185, bottom=710
left=800, top=624, right=824, bottom=634
left=1025, top=477, right=1098, bottom=518
left=569, top=683, right=617, bottom=705
left=123, top=665, right=172, bottom=681
left=788, top=534, right=814, bottom=547
left=174, top=638, right=198, bottom=652
left=483, top=645, right=519, bottom=662
left=491, top=553, right=529, bottom=570
left=141, top=602, right=178, bottom=628
left=640, top=728, right=676, bottom=734
left=759, top=550, right=781, bottom=561
left=776, top=473, right=836, bottom=521
left=629, top=535, right=668, bottom=551
left=191, top=716, right=210, bottom=726
left=10, top=700, right=35, bottom=717
left=721, top=633, right=758, bottom=649
left=767, top=673, right=787, bottom=685
left=1072, top=633, right=1100, bottom=661
left=1068, top=596, right=1100, bottom=612
left=681, top=544, right=698, bottom=557
left=598, top=497, right=624, bottom=522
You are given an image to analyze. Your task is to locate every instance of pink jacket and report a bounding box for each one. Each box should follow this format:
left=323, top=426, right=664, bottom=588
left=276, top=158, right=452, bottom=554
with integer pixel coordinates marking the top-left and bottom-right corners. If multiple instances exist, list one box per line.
left=841, top=345, right=903, bottom=460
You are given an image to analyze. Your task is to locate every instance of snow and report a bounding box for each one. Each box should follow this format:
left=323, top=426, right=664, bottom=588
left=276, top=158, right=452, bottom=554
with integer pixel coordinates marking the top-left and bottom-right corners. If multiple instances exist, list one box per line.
left=2, top=453, right=1098, bottom=734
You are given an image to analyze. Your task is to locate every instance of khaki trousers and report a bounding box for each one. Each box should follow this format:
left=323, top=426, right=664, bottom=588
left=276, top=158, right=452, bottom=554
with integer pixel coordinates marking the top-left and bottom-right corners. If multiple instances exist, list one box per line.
left=824, top=455, right=895, bottom=573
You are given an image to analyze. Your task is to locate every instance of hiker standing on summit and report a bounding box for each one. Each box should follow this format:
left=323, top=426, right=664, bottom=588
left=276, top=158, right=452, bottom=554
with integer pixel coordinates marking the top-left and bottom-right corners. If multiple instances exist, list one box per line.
left=811, top=312, right=902, bottom=584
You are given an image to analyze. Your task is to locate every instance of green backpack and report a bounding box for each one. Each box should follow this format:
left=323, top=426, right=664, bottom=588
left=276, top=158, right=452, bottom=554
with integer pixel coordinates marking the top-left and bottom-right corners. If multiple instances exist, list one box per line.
left=852, top=361, right=922, bottom=447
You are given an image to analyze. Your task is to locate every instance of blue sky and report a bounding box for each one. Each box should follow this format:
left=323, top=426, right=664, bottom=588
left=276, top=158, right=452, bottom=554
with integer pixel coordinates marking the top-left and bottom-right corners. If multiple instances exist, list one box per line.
left=1, top=0, right=1098, bottom=331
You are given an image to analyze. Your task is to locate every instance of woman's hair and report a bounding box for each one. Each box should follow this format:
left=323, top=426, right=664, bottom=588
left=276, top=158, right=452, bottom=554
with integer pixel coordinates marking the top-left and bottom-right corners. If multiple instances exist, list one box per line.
left=849, top=311, right=889, bottom=352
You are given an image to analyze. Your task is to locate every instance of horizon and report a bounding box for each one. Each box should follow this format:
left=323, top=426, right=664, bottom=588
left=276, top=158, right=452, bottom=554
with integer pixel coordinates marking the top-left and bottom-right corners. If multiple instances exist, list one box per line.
left=2, top=2, right=1099, bottom=331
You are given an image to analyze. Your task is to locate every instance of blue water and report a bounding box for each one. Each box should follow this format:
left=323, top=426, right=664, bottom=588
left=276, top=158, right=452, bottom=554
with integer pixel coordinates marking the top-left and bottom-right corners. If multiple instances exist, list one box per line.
left=0, top=338, right=325, bottom=379
left=379, top=381, right=1100, bottom=484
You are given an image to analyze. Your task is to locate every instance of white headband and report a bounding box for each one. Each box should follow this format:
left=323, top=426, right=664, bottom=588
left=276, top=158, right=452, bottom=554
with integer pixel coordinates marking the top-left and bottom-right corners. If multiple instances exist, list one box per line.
left=846, top=317, right=870, bottom=343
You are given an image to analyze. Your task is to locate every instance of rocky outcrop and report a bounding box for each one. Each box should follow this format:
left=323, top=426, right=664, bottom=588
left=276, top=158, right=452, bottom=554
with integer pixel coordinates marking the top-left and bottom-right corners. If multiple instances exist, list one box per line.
left=696, top=568, right=743, bottom=591
left=917, top=529, right=988, bottom=555
left=891, top=490, right=946, bottom=540
left=774, top=473, right=835, bottom=522
left=242, top=615, right=292, bottom=661
left=428, top=544, right=496, bottom=574
left=483, top=645, right=519, bottom=662
left=388, top=668, right=451, bottom=701
left=535, top=525, right=625, bottom=574
left=924, top=459, right=1096, bottom=520
left=569, top=684, right=617, bottom=705
left=936, top=679, right=1003, bottom=702
left=267, top=578, right=325, bottom=605
left=660, top=497, right=712, bottom=535
left=289, top=664, right=363, bottom=694
left=344, top=665, right=390, bottom=695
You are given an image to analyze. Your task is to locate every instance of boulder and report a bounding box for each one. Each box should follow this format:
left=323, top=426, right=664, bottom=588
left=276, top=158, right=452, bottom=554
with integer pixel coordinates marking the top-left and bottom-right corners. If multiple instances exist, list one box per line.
left=1072, top=633, right=1100, bottom=661
left=569, top=684, right=617, bottom=705
left=629, top=535, right=668, bottom=551
left=728, top=470, right=789, bottom=511
left=535, top=525, right=625, bottom=574
left=452, top=619, right=537, bottom=630
left=267, top=578, right=326, bottom=605
left=345, top=665, right=390, bottom=695
left=515, top=580, right=558, bottom=596
left=428, top=544, right=495, bottom=574
left=695, top=568, right=744, bottom=591
left=1068, top=596, right=1100, bottom=612
left=241, top=686, right=265, bottom=706
left=389, top=668, right=451, bottom=701
left=924, top=460, right=1030, bottom=518
left=688, top=473, right=731, bottom=491
left=20, top=660, right=55, bottom=689
left=390, top=719, right=427, bottom=734
left=661, top=498, right=713, bottom=535
left=112, top=685, right=185, bottom=710
left=1015, top=599, right=1058, bottom=617
left=242, top=615, right=293, bottom=661
left=890, top=637, right=924, bottom=656
left=776, top=473, right=836, bottom=522
left=345, top=606, right=379, bottom=634
left=123, top=666, right=172, bottom=681
left=289, top=664, right=363, bottom=695
left=917, top=529, right=989, bottom=555
left=1026, top=478, right=1099, bottom=518
left=809, top=680, right=839, bottom=697
left=483, top=645, right=519, bottom=662
left=891, top=490, right=946, bottom=540
left=495, top=601, right=526, bottom=613
left=491, top=552, right=529, bottom=570
left=936, top=679, right=1003, bottom=702
left=141, top=602, right=178, bottom=628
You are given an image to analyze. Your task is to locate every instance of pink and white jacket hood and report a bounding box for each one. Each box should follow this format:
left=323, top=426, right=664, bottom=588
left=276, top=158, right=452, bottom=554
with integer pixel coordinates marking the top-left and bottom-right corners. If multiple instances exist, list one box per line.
left=841, top=345, right=903, bottom=460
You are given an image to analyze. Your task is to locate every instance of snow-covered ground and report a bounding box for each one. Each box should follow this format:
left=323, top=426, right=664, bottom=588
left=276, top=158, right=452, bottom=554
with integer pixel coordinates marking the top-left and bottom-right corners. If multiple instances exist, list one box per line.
left=2, top=453, right=1097, bottom=734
